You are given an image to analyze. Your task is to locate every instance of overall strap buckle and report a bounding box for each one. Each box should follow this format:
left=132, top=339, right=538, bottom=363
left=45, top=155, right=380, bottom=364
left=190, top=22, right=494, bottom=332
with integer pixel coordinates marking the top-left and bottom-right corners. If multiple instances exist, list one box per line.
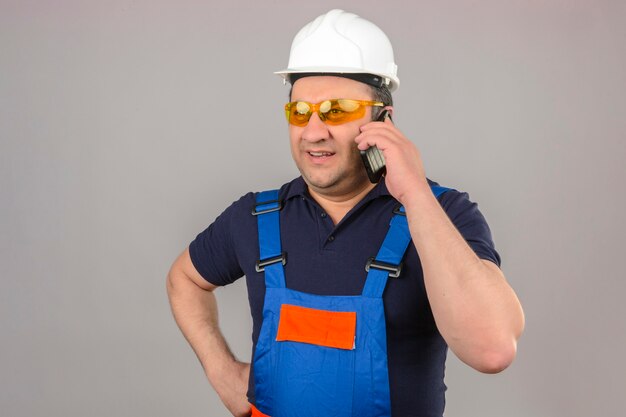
left=392, top=204, right=406, bottom=216
left=365, top=257, right=403, bottom=279
left=255, top=252, right=287, bottom=273
left=251, top=199, right=283, bottom=216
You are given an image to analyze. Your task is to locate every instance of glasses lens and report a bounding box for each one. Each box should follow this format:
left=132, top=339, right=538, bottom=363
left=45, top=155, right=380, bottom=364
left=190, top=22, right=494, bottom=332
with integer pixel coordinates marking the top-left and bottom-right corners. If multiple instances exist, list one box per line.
left=337, top=99, right=360, bottom=112
left=286, top=101, right=312, bottom=127
left=296, top=101, right=311, bottom=114
left=324, top=99, right=365, bottom=125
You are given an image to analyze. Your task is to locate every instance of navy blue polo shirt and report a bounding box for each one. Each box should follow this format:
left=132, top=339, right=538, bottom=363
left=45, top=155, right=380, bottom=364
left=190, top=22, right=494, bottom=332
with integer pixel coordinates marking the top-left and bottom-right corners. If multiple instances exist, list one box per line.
left=189, top=176, right=500, bottom=417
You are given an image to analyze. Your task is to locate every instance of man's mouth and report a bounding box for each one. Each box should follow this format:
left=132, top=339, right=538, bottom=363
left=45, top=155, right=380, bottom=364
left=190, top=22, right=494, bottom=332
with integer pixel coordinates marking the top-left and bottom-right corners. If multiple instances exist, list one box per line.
left=308, top=151, right=335, bottom=157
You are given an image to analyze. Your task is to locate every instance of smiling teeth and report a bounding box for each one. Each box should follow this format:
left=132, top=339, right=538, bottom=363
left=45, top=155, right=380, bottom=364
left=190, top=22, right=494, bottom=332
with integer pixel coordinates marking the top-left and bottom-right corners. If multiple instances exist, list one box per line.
left=309, top=152, right=332, bottom=157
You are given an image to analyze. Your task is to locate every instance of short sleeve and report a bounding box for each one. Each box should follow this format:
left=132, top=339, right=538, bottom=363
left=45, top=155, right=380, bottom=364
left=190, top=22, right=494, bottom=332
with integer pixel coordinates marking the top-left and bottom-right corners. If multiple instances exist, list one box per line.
left=439, top=190, right=502, bottom=267
left=188, top=193, right=254, bottom=286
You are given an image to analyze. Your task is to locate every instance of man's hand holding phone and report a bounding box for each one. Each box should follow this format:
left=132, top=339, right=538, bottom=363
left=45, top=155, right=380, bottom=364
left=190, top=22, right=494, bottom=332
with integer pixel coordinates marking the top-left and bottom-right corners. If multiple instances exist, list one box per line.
left=356, top=111, right=430, bottom=206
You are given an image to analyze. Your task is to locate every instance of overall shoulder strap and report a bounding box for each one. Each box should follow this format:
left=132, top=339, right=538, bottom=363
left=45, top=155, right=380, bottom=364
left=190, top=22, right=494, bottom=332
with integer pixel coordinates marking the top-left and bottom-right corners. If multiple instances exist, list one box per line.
left=253, top=190, right=286, bottom=289
left=430, top=185, right=450, bottom=199
left=361, top=184, right=451, bottom=298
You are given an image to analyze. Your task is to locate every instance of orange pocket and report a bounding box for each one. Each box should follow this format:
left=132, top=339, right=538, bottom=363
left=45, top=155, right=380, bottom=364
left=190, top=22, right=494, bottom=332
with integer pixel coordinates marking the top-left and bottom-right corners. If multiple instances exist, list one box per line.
left=276, top=304, right=356, bottom=350
left=250, top=403, right=271, bottom=417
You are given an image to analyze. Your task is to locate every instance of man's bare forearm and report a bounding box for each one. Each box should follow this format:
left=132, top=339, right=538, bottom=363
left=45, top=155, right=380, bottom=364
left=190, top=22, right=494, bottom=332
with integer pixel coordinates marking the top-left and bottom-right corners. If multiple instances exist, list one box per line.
left=167, top=269, right=233, bottom=380
left=404, top=187, right=525, bottom=373
left=166, top=251, right=250, bottom=416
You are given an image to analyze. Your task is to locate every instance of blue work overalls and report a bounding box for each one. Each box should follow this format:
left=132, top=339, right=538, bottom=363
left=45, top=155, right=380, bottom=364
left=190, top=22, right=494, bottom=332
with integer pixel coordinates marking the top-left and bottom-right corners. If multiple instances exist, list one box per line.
left=251, top=186, right=449, bottom=417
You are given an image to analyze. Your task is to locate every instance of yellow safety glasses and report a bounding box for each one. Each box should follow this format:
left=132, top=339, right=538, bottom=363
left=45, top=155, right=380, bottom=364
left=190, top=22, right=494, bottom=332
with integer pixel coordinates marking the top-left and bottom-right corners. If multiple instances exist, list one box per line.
left=285, top=99, right=384, bottom=127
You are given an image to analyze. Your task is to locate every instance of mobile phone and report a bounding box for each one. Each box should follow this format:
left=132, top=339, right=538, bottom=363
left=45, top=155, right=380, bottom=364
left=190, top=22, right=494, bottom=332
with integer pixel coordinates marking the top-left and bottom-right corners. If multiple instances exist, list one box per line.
left=360, top=109, right=391, bottom=183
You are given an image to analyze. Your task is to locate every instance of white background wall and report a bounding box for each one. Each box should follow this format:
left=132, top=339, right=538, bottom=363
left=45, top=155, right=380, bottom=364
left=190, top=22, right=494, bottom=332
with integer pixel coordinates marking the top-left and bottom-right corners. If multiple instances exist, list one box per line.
left=2, top=1, right=625, bottom=416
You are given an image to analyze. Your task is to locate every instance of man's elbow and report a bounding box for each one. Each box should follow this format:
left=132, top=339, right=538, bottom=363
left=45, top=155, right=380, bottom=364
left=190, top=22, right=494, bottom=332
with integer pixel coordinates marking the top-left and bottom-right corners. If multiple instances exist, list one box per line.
left=472, top=341, right=518, bottom=374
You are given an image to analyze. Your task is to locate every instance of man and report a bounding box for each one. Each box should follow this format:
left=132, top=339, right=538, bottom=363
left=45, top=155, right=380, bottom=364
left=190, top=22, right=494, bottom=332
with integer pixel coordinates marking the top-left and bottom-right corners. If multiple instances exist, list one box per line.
left=167, top=9, right=524, bottom=417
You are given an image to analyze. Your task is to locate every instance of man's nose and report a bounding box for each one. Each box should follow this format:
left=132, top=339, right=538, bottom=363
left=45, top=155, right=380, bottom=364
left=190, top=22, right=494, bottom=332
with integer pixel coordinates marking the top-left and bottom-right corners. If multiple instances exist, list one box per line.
left=301, top=112, right=330, bottom=142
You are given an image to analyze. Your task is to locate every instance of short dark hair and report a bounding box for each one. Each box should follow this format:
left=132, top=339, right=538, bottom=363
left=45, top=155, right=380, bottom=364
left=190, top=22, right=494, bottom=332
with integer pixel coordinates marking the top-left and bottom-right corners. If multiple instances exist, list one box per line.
left=287, top=82, right=394, bottom=121
left=369, top=84, right=393, bottom=120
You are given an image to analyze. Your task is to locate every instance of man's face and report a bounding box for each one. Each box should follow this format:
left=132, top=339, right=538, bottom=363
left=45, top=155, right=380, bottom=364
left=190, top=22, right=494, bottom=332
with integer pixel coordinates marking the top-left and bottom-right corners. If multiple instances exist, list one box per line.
left=289, top=76, right=373, bottom=198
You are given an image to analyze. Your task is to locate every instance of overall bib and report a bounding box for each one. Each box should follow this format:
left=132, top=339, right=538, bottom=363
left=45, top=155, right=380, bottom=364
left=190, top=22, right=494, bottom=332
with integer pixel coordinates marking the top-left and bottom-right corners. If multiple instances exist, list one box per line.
left=251, top=186, right=449, bottom=417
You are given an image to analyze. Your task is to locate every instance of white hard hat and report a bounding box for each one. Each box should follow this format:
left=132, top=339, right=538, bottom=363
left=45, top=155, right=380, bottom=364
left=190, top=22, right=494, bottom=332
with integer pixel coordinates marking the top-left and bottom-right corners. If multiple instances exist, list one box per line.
left=275, top=9, right=400, bottom=91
